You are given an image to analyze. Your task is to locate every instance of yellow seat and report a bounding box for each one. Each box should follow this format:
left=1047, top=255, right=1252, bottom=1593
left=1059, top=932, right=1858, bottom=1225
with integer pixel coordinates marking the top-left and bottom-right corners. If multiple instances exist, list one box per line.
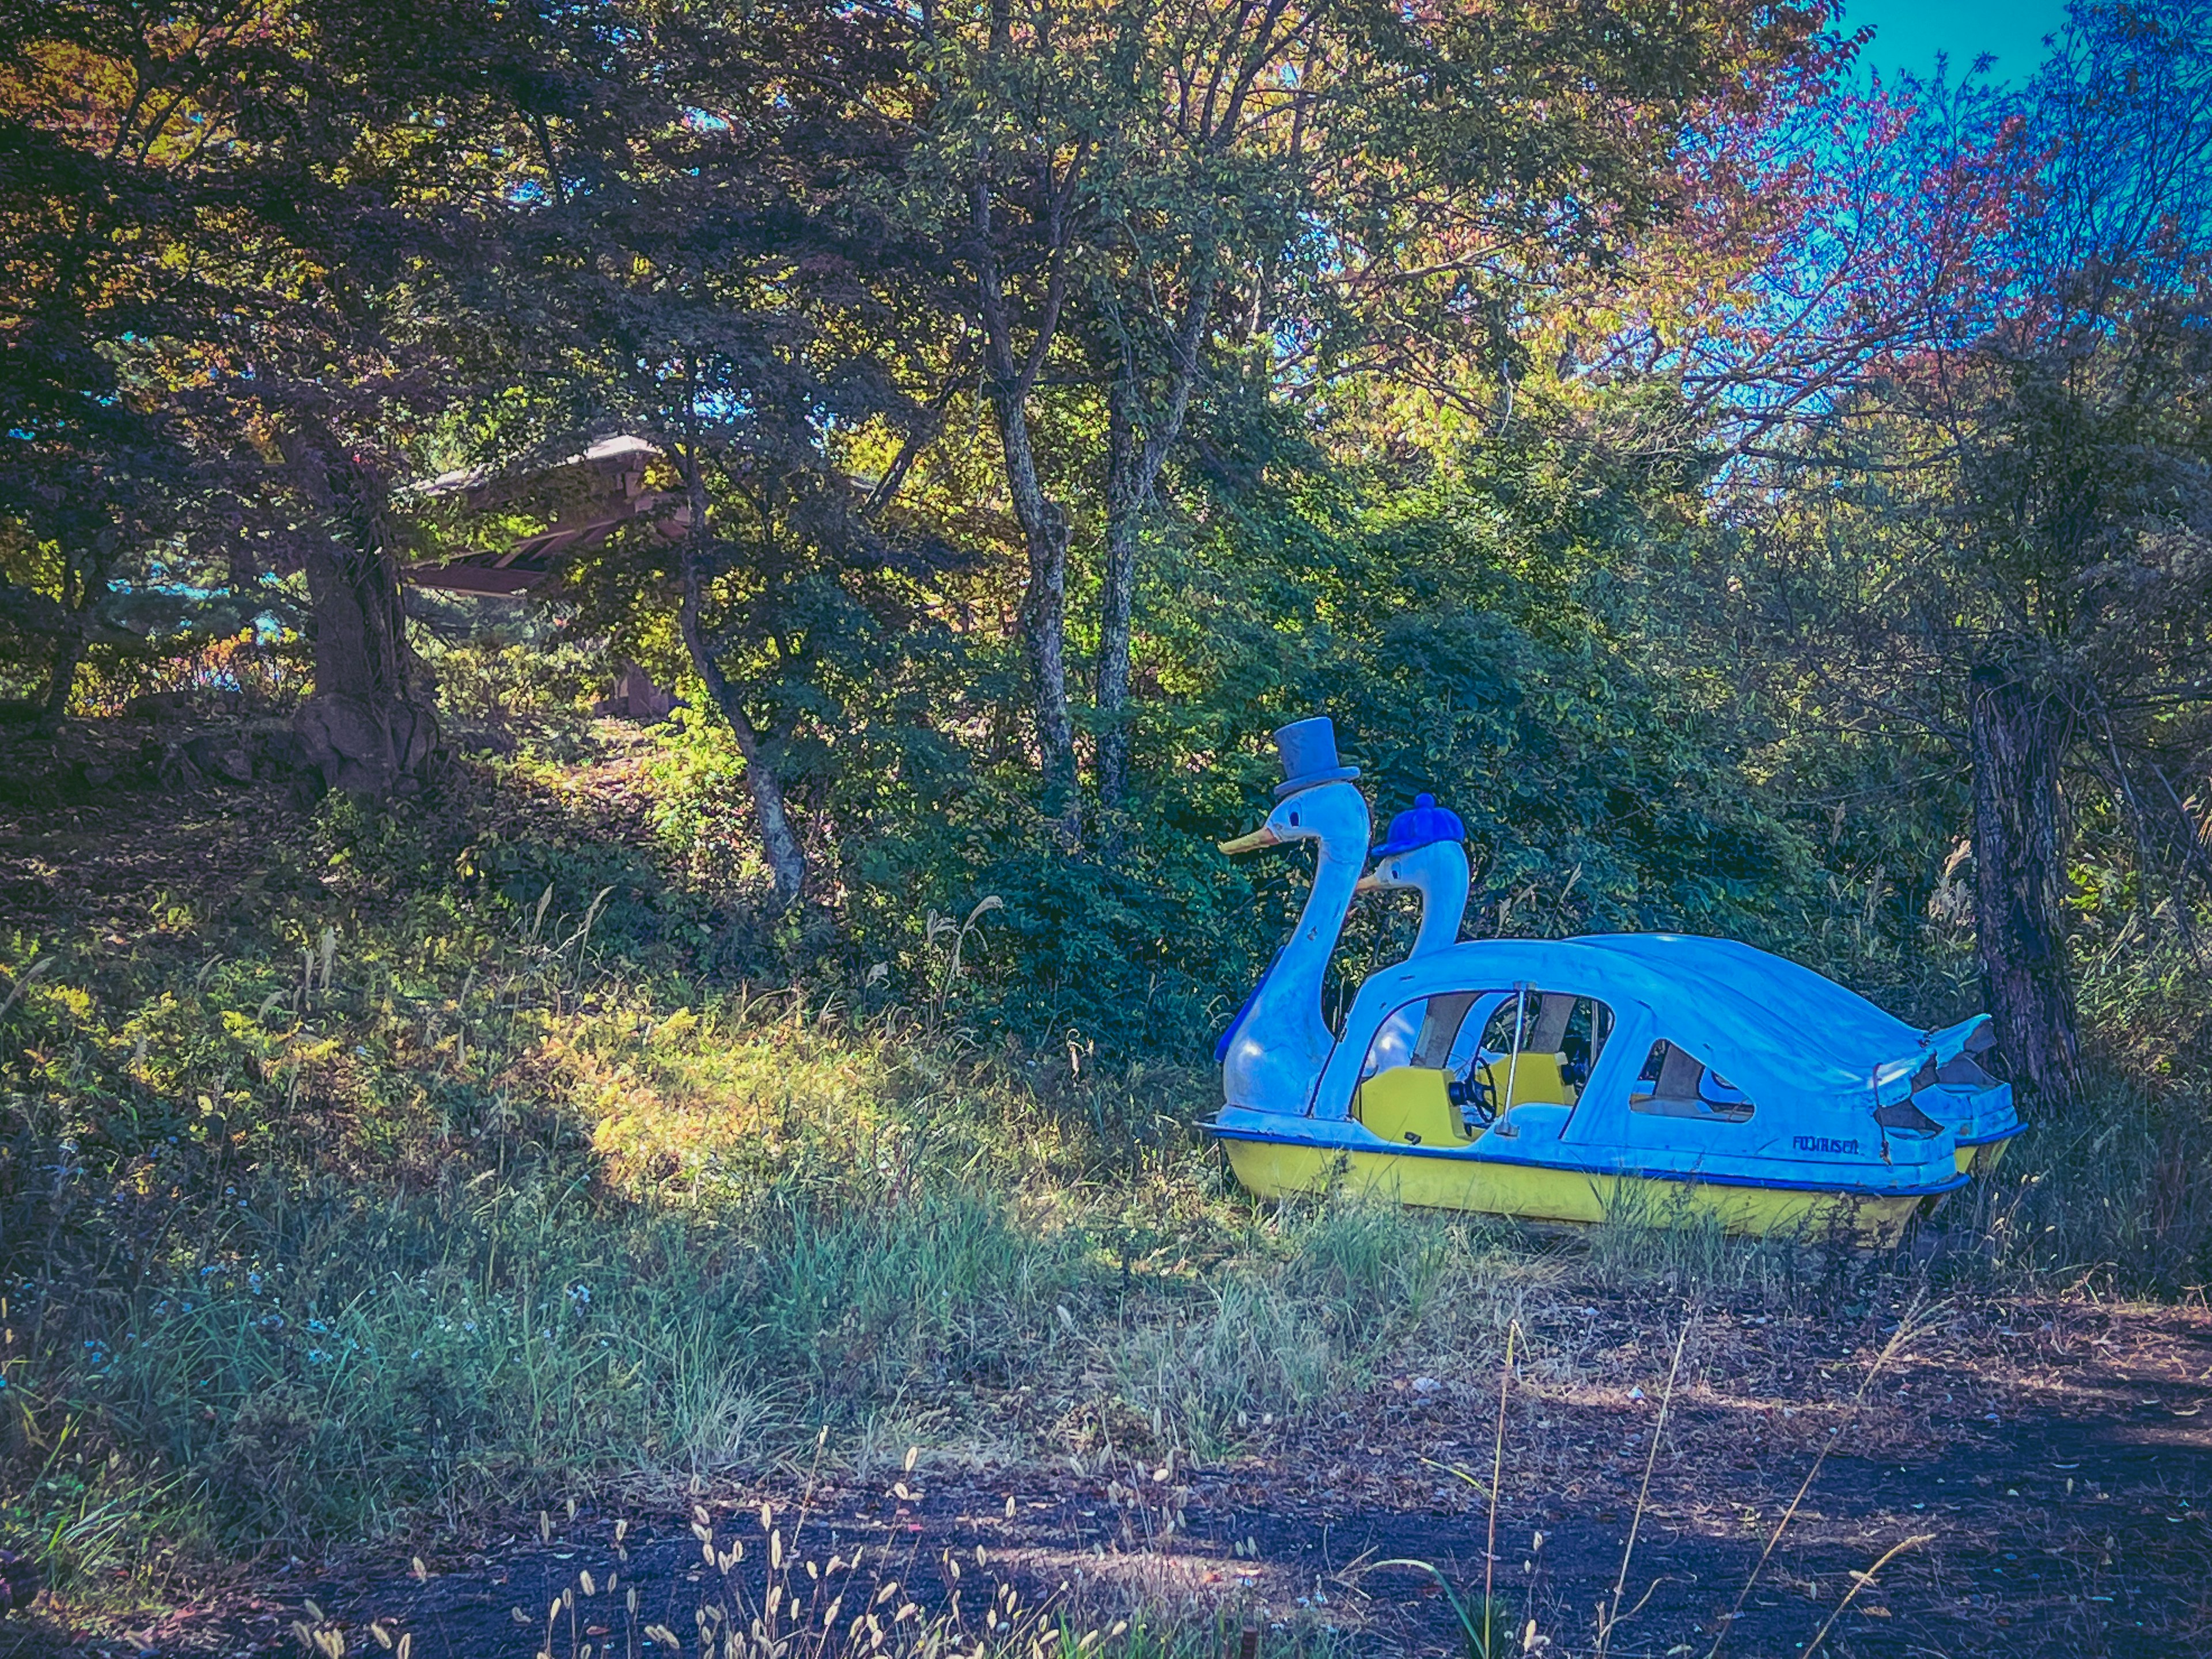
left=1474, top=1051, right=1574, bottom=1108
left=1357, top=1066, right=1471, bottom=1147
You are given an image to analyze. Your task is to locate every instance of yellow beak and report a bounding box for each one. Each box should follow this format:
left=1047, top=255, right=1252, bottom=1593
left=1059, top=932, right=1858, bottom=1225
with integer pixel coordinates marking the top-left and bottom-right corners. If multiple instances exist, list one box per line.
left=1217, top=824, right=1282, bottom=855
left=1354, top=872, right=1384, bottom=895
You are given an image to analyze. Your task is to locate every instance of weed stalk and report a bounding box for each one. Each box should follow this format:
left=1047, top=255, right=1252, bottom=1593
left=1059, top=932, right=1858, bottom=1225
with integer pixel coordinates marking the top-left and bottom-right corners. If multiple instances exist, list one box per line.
left=1594, top=1315, right=1692, bottom=1659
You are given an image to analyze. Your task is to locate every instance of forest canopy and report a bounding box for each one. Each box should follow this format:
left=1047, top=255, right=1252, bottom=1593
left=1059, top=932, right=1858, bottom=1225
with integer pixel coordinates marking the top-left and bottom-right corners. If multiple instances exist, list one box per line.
left=3, top=0, right=2209, bottom=1100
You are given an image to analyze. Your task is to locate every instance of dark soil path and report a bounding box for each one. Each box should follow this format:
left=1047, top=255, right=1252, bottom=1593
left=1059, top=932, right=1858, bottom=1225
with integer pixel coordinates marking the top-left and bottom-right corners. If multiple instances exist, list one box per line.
left=67, top=1304, right=2206, bottom=1659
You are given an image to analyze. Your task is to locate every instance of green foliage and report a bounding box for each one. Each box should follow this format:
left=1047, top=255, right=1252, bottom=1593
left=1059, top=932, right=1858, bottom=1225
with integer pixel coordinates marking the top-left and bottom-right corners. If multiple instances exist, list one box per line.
left=1108, top=1202, right=1505, bottom=1455
left=736, top=419, right=1855, bottom=1059
left=1946, top=1092, right=2212, bottom=1296
left=412, top=609, right=598, bottom=725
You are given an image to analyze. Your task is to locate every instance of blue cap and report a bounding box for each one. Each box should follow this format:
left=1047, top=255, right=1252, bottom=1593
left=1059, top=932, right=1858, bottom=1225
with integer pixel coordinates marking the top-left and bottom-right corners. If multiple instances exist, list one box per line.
left=1270, top=716, right=1361, bottom=798
left=1372, top=793, right=1465, bottom=858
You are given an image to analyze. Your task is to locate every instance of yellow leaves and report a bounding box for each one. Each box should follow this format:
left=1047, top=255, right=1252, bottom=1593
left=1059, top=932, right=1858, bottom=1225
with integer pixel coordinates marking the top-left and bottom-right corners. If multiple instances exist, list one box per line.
left=1, top=40, right=142, bottom=151
left=287, top=1032, right=346, bottom=1069
left=27, top=978, right=92, bottom=1027
left=649, top=1007, right=701, bottom=1048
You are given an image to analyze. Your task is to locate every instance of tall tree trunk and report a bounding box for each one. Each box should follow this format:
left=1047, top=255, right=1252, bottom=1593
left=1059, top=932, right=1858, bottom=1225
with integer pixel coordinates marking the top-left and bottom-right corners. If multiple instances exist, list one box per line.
left=1096, top=380, right=1139, bottom=807
left=675, top=466, right=806, bottom=912
left=968, top=118, right=1085, bottom=810
left=1094, top=289, right=1209, bottom=808
left=286, top=431, right=441, bottom=801
left=36, top=635, right=85, bottom=737
left=1968, top=664, right=2082, bottom=1103
left=991, top=393, right=1078, bottom=804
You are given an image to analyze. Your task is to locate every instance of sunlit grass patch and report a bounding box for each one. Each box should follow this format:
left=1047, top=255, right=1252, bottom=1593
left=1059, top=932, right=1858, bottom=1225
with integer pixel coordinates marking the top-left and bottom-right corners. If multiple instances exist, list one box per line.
left=560, top=998, right=910, bottom=1207
left=1100, top=1198, right=1546, bottom=1455
left=543, top=990, right=1126, bottom=1219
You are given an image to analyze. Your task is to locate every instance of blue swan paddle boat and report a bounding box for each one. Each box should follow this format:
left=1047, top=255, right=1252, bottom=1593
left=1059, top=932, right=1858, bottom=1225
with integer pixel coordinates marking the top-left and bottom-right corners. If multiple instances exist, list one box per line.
left=1206, top=718, right=2021, bottom=1244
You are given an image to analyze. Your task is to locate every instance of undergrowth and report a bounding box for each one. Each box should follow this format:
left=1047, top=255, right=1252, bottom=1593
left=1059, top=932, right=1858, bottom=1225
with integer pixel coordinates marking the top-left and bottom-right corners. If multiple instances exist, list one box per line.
left=2, top=712, right=2209, bottom=1624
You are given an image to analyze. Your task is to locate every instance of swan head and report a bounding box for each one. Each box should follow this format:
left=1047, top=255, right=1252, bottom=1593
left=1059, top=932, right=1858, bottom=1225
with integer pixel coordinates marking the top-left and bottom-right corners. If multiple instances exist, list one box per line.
left=1357, top=839, right=1466, bottom=895
left=1354, top=793, right=1468, bottom=893
left=1218, top=778, right=1371, bottom=857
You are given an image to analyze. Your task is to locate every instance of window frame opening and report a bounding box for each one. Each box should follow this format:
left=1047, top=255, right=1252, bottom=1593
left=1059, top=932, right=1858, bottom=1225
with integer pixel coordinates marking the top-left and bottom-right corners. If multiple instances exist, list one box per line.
left=1627, top=1037, right=1756, bottom=1123
left=1474, top=991, right=1613, bottom=1103
left=1354, top=987, right=1616, bottom=1142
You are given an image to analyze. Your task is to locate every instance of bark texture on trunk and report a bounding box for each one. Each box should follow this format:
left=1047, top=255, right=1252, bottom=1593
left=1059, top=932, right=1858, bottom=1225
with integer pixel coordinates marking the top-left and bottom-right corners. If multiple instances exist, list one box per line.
left=676, top=472, right=806, bottom=912
left=1096, top=380, right=1140, bottom=806
left=969, top=127, right=1085, bottom=808
left=1969, top=664, right=2082, bottom=1103
left=993, top=392, right=1078, bottom=800
left=37, top=635, right=85, bottom=736
left=286, top=434, right=441, bottom=800
left=1094, top=289, right=1208, bottom=807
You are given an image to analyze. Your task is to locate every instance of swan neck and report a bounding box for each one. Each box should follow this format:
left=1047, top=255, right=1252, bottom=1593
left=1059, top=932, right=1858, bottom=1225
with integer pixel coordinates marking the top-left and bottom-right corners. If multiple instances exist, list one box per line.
left=1412, top=896, right=1459, bottom=958
left=1407, top=843, right=1471, bottom=959
left=1221, top=783, right=1369, bottom=1111
left=1286, top=838, right=1363, bottom=980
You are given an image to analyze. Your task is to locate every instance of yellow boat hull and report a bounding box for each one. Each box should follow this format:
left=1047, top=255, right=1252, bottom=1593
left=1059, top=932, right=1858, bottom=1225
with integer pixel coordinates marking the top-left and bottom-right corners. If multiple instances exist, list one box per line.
left=1953, top=1135, right=2017, bottom=1176
left=1224, top=1136, right=1926, bottom=1247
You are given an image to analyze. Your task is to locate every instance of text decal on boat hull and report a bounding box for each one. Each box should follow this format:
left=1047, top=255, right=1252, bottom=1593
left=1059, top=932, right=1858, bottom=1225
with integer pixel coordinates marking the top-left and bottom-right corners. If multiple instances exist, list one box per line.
left=1792, top=1135, right=1861, bottom=1156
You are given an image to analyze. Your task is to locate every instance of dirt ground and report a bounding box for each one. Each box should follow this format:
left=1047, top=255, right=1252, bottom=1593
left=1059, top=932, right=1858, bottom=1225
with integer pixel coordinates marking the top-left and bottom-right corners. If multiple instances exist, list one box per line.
left=12, top=1295, right=2190, bottom=1659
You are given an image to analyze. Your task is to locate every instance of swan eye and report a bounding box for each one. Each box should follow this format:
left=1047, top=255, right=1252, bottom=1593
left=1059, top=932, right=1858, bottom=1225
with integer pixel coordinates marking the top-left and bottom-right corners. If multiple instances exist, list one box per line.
left=1288, top=812, right=1300, bottom=827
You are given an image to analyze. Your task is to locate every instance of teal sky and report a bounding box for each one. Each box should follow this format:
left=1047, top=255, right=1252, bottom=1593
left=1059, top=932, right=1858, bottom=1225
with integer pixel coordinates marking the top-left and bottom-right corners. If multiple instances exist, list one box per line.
left=1840, top=0, right=2072, bottom=82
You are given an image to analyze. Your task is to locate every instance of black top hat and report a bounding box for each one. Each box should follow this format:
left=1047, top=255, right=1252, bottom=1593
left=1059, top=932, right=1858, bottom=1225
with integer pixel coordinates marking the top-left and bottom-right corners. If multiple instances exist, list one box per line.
left=1271, top=717, right=1361, bottom=798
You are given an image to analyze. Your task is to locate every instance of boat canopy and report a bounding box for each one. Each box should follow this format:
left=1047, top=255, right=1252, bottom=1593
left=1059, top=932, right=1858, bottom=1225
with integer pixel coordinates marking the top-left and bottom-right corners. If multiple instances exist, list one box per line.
left=1368, top=933, right=1987, bottom=1122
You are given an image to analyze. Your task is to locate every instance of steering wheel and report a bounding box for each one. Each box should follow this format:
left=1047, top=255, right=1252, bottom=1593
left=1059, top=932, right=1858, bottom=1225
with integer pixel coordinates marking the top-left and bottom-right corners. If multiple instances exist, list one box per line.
left=1448, top=1065, right=1498, bottom=1126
